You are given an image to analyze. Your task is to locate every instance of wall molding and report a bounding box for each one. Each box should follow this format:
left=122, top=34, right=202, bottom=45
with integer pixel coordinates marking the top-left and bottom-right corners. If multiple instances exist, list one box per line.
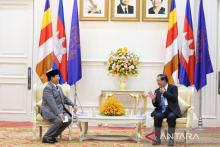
left=0, top=76, right=26, bottom=79
left=0, top=111, right=26, bottom=114
left=0, top=83, right=28, bottom=115
left=0, top=55, right=28, bottom=59
left=82, top=59, right=164, bottom=67
left=0, top=0, right=32, bottom=6
left=202, top=116, right=217, bottom=119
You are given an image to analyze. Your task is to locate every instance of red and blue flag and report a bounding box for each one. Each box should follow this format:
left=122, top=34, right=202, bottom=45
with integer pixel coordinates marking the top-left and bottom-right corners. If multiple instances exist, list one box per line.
left=52, top=0, right=67, bottom=84
left=179, top=0, right=195, bottom=86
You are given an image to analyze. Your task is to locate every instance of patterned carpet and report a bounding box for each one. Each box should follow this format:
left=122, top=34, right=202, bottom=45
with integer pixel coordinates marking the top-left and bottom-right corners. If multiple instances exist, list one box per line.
left=0, top=122, right=220, bottom=147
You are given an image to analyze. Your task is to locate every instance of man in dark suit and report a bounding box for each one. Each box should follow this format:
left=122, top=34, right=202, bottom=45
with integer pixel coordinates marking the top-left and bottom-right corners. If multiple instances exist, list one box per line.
left=148, top=0, right=165, bottom=14
left=148, top=74, right=181, bottom=146
left=117, top=0, right=134, bottom=14
left=41, top=69, right=76, bottom=144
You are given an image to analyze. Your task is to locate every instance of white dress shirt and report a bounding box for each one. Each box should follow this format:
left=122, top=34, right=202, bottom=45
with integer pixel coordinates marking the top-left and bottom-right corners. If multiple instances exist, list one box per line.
left=162, top=84, right=168, bottom=106
left=121, top=4, right=128, bottom=13
left=51, top=82, right=59, bottom=91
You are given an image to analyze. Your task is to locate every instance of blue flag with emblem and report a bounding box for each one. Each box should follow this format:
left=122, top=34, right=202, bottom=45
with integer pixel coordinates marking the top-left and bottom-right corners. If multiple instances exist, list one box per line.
left=67, top=0, right=82, bottom=85
left=194, top=0, right=213, bottom=91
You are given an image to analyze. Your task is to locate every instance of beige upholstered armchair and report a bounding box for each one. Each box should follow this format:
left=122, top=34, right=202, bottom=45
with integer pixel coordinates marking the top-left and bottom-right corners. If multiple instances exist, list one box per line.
left=32, top=83, right=72, bottom=140
left=162, top=85, right=194, bottom=143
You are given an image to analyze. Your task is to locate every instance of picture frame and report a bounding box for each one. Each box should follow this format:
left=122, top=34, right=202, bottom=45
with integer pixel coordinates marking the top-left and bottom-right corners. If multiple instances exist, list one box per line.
left=111, top=0, right=140, bottom=21
left=142, top=0, right=171, bottom=22
left=80, top=0, right=109, bottom=21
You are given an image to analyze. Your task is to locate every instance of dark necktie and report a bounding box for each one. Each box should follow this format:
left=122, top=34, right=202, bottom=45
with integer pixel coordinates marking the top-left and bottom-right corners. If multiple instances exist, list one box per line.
left=125, top=7, right=128, bottom=14
left=161, top=88, right=167, bottom=113
left=161, top=95, right=166, bottom=113
left=56, top=86, right=59, bottom=91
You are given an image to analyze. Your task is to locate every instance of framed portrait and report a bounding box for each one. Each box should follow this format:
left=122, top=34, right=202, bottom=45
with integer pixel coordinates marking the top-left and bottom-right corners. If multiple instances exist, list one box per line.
left=111, top=0, right=140, bottom=21
left=80, top=0, right=109, bottom=21
left=142, top=0, right=171, bottom=22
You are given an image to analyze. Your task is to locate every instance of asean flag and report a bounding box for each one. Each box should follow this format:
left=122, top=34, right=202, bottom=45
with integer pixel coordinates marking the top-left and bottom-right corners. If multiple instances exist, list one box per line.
left=52, top=0, right=67, bottom=84
left=179, top=0, right=195, bottom=86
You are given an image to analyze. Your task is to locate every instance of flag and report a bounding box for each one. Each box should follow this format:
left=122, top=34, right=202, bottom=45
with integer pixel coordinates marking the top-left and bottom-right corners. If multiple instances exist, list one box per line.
left=163, top=0, right=179, bottom=84
left=179, top=0, right=195, bottom=86
left=67, top=0, right=82, bottom=85
left=36, top=0, right=53, bottom=83
left=194, top=0, right=213, bottom=91
left=52, top=0, right=67, bottom=84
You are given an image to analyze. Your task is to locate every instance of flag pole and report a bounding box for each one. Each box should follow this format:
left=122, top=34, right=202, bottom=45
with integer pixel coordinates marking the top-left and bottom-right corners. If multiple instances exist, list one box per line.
left=73, top=84, right=83, bottom=113
left=197, top=90, right=204, bottom=130
left=71, top=84, right=78, bottom=128
left=198, top=90, right=203, bottom=128
left=74, top=84, right=77, bottom=105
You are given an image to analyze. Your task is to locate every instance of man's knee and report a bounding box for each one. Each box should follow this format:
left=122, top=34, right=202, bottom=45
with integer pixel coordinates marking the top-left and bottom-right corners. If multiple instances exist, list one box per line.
left=167, top=113, right=176, bottom=121
left=154, top=113, right=163, bottom=120
left=64, top=115, right=72, bottom=125
left=67, top=117, right=72, bottom=124
left=167, top=113, right=176, bottom=126
left=53, top=118, right=63, bottom=126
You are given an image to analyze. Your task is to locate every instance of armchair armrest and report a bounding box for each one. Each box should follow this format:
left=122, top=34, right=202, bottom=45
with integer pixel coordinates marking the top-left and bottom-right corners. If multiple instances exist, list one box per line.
left=35, top=105, right=40, bottom=115
left=32, top=104, right=41, bottom=125
left=186, top=107, right=193, bottom=128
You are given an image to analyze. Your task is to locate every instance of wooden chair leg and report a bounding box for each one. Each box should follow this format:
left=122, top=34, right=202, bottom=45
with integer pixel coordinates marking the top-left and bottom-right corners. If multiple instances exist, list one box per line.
left=164, top=129, right=168, bottom=141
left=184, top=130, right=187, bottom=144
left=32, top=126, right=37, bottom=140
left=39, top=126, right=42, bottom=138
left=68, top=126, right=72, bottom=140
left=59, top=133, right=62, bottom=139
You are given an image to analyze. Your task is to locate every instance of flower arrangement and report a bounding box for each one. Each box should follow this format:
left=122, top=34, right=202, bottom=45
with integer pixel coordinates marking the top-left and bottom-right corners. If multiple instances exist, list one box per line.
left=107, top=47, right=139, bottom=77
left=99, top=95, right=125, bottom=116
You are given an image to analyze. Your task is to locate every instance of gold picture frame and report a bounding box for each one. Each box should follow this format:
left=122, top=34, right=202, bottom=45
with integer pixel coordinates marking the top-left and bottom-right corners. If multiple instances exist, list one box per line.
left=80, top=0, right=109, bottom=21
left=142, top=0, right=171, bottom=22
left=111, top=0, right=140, bottom=21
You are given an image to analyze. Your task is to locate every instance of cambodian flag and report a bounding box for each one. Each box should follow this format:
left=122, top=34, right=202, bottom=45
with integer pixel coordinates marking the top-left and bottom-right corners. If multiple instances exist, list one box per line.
left=67, top=0, right=82, bottom=86
left=179, top=0, right=195, bottom=86
left=194, top=0, right=213, bottom=91
left=52, top=0, right=67, bottom=84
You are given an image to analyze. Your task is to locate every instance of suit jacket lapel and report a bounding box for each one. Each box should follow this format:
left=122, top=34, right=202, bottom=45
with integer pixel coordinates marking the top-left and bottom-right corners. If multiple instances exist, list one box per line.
left=167, top=84, right=171, bottom=92
left=57, top=86, right=65, bottom=104
left=49, top=82, right=56, bottom=90
left=49, top=82, right=64, bottom=103
left=157, top=90, right=162, bottom=106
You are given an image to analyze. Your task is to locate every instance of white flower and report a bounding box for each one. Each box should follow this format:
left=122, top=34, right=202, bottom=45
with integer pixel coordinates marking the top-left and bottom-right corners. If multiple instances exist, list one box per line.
left=112, top=64, right=116, bottom=70
left=108, top=48, right=139, bottom=76
left=129, top=65, right=134, bottom=71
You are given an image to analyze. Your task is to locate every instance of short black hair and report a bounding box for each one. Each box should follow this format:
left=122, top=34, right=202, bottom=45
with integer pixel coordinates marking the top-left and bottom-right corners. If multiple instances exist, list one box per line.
left=46, top=69, right=60, bottom=81
left=157, top=74, right=168, bottom=82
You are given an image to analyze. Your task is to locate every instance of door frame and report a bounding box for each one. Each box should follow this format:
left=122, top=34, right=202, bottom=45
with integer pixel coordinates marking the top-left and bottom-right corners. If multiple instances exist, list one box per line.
left=217, top=0, right=220, bottom=127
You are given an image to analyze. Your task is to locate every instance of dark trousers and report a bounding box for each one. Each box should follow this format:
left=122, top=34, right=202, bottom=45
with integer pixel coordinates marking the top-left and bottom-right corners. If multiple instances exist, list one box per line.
left=153, top=108, right=177, bottom=141
left=44, top=113, right=72, bottom=138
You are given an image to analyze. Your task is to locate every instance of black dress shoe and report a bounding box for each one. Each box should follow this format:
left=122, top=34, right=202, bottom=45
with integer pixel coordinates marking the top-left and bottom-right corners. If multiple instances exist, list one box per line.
left=152, top=140, right=161, bottom=145
left=44, top=136, right=58, bottom=143
left=168, top=139, right=174, bottom=146
left=51, top=137, right=58, bottom=143
left=42, top=137, right=55, bottom=144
